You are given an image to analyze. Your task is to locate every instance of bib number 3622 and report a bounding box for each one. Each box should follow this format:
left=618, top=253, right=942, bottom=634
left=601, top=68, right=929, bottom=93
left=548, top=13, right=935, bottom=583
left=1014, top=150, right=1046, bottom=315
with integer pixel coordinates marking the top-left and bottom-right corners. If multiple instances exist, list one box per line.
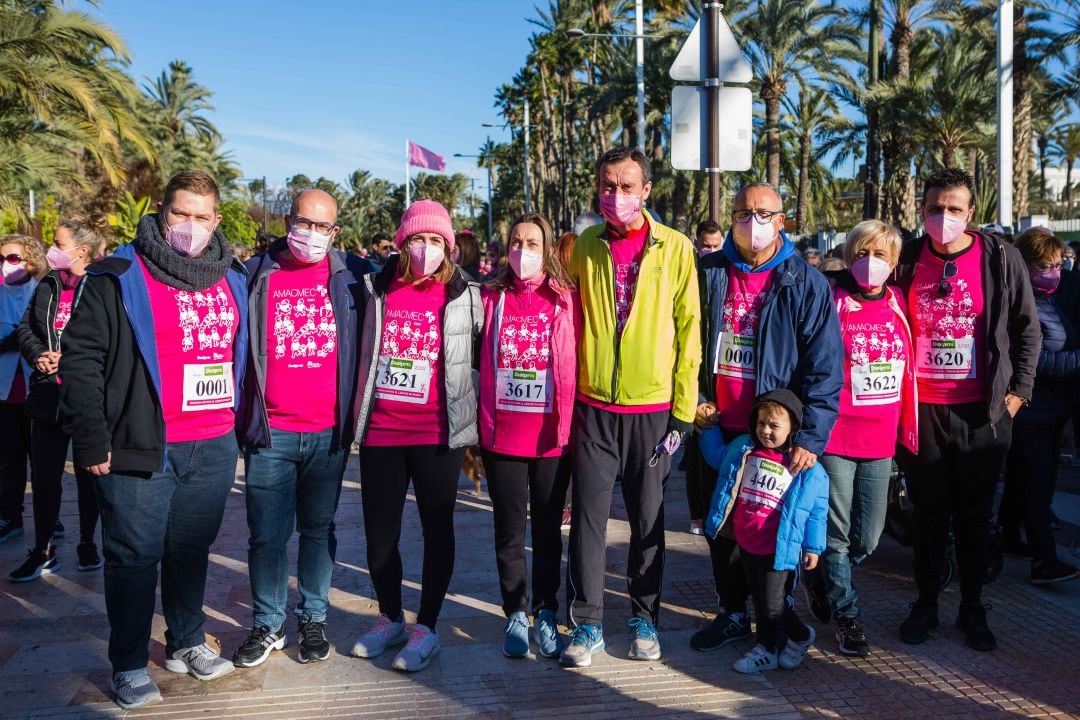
left=496, top=368, right=553, bottom=414
left=182, top=362, right=234, bottom=411
left=375, top=355, right=432, bottom=404
left=851, top=360, right=904, bottom=406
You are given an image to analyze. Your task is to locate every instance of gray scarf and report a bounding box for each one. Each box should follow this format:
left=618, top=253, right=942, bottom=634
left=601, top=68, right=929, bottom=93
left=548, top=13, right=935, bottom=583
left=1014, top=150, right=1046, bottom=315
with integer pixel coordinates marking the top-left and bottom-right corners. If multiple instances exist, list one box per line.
left=133, top=214, right=234, bottom=292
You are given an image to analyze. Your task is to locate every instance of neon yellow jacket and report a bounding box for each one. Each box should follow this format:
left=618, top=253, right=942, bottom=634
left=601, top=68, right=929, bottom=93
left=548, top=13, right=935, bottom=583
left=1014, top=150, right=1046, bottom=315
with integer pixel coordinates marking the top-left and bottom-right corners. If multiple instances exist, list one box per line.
left=568, top=218, right=702, bottom=423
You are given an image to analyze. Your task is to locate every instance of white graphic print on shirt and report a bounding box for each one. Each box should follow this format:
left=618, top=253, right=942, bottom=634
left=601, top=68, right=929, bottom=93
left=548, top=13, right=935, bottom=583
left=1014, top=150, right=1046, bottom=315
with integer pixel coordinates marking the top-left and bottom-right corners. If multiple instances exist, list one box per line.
left=176, top=286, right=235, bottom=357
left=272, top=286, right=336, bottom=365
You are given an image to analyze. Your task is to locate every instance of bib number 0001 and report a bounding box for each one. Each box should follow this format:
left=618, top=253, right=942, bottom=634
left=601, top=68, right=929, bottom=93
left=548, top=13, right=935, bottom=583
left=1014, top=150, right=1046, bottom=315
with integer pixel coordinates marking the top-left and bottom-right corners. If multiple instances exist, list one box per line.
left=182, top=362, right=234, bottom=411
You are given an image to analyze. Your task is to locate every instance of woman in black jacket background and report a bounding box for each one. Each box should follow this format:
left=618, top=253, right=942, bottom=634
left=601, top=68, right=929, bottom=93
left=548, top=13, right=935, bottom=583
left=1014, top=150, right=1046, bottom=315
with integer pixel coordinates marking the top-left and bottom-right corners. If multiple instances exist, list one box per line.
left=8, top=215, right=107, bottom=582
left=1001, top=227, right=1080, bottom=585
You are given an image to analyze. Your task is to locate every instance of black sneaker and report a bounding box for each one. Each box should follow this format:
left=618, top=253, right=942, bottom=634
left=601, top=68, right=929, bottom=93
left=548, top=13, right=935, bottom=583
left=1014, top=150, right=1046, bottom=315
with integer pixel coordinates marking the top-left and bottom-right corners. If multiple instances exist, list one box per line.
left=835, top=617, right=871, bottom=657
left=899, top=600, right=938, bottom=644
left=52, top=520, right=65, bottom=539
left=1030, top=558, right=1080, bottom=585
left=800, top=566, right=832, bottom=624
left=0, top=518, right=23, bottom=543
left=232, top=625, right=286, bottom=668
left=690, top=611, right=751, bottom=652
left=77, top=542, right=103, bottom=571
left=9, top=547, right=58, bottom=583
left=298, top=620, right=330, bottom=663
left=956, top=603, right=996, bottom=652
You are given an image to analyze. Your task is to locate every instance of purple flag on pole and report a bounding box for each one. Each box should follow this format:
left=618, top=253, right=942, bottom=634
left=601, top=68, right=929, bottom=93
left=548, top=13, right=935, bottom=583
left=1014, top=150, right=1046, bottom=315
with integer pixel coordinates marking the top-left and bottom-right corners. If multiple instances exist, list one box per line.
left=407, top=140, right=446, bottom=171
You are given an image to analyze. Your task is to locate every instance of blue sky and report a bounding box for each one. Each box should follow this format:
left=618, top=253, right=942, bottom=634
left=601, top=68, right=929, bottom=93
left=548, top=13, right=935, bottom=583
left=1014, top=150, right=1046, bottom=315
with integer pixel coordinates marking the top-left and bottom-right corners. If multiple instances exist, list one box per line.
left=90, top=1, right=540, bottom=190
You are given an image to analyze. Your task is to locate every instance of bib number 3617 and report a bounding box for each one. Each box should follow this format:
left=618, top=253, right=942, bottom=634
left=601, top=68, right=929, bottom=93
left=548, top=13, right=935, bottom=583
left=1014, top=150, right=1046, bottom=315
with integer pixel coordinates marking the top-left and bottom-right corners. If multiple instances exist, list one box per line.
left=182, top=362, right=234, bottom=411
left=496, top=368, right=553, bottom=414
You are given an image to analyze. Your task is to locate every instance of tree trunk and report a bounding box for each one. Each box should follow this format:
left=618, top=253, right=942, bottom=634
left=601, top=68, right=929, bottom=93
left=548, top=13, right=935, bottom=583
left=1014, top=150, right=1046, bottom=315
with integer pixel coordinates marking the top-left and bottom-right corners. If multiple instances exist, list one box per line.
left=1012, top=10, right=1031, bottom=220
left=762, top=81, right=784, bottom=188
left=942, top=144, right=957, bottom=170
left=1067, top=160, right=1074, bottom=217
left=797, top=133, right=811, bottom=233
left=673, top=171, right=689, bottom=233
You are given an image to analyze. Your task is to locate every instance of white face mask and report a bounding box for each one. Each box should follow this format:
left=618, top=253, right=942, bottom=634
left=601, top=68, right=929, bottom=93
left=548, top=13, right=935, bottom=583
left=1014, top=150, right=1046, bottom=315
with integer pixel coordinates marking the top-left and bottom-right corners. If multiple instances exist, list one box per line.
left=287, top=227, right=332, bottom=264
left=508, top=249, right=544, bottom=280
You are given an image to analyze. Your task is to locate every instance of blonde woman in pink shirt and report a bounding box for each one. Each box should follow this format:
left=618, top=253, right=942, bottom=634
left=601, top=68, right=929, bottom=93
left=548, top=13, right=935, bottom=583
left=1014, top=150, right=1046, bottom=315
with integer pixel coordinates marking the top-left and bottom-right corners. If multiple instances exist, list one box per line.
left=477, top=213, right=579, bottom=659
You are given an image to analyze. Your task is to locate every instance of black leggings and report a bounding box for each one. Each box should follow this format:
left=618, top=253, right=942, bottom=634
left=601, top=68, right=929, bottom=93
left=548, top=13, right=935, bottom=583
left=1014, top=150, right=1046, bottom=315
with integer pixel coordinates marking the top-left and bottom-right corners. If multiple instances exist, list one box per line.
left=0, top=402, right=30, bottom=522
left=482, top=450, right=571, bottom=617
left=30, top=418, right=99, bottom=550
left=742, top=550, right=810, bottom=652
left=358, top=444, right=466, bottom=629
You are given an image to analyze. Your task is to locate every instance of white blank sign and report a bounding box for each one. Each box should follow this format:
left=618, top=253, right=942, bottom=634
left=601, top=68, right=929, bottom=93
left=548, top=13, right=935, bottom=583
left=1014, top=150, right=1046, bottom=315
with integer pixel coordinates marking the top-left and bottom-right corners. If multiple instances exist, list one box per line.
left=670, top=85, right=753, bottom=172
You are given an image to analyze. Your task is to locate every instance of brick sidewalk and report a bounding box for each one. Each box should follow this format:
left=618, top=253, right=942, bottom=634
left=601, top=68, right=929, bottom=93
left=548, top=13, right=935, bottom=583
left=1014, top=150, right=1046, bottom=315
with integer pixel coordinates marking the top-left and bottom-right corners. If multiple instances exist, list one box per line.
left=1, top=452, right=1078, bottom=719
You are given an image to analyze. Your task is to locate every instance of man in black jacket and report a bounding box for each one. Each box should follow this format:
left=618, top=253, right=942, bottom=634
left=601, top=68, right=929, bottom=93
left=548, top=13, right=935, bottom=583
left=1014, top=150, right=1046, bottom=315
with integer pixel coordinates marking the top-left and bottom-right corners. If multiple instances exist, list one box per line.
left=893, top=168, right=1040, bottom=652
left=59, top=171, right=249, bottom=709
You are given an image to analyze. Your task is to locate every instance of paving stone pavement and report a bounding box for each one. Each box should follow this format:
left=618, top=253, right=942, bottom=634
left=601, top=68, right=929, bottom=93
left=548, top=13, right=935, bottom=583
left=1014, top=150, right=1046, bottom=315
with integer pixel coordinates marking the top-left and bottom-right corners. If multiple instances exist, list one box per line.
left=1, top=451, right=1079, bottom=719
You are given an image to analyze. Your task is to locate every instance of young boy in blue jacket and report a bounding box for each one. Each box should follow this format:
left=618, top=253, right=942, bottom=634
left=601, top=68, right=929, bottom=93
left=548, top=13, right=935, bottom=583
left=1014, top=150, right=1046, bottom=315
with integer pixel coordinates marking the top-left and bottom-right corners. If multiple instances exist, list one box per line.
left=701, top=388, right=828, bottom=673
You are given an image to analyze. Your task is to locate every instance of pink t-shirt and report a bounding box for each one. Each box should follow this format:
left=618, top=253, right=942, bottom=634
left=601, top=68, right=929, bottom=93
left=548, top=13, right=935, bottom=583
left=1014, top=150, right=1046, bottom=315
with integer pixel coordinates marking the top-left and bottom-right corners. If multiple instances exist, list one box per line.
left=733, top=447, right=792, bottom=556
left=609, top=220, right=649, bottom=336
left=826, top=295, right=908, bottom=459
left=140, top=259, right=237, bottom=443
left=264, top=254, right=338, bottom=433
left=908, top=237, right=987, bottom=404
left=484, top=278, right=562, bottom=458
left=363, top=276, right=449, bottom=447
left=715, top=266, right=775, bottom=432
left=54, top=287, right=75, bottom=334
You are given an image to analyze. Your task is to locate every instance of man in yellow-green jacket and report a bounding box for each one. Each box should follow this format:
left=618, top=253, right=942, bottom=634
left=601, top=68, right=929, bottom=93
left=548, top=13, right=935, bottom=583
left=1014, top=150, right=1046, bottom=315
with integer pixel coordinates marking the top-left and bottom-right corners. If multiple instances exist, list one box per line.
left=560, top=147, right=702, bottom=668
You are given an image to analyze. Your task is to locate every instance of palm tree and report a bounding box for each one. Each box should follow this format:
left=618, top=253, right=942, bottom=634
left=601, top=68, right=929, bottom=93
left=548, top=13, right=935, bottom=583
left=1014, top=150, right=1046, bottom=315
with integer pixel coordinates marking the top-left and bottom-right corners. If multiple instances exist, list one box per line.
left=782, top=84, right=839, bottom=233
left=143, top=60, right=220, bottom=145
left=1058, top=124, right=1080, bottom=218
left=736, top=0, right=858, bottom=189
left=0, top=0, right=154, bottom=218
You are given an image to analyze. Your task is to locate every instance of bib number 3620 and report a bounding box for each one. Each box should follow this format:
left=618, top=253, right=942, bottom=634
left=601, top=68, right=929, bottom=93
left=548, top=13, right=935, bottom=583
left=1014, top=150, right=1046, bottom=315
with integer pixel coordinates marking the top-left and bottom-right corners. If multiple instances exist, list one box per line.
left=182, top=362, right=234, bottom=411
left=916, top=336, right=975, bottom=380
left=375, top=355, right=432, bottom=404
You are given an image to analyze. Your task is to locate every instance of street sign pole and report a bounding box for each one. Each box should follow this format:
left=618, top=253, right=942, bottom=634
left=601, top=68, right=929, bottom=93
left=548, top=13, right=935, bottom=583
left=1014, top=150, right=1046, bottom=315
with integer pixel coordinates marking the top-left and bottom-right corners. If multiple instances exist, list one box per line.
left=706, top=3, right=722, bottom=223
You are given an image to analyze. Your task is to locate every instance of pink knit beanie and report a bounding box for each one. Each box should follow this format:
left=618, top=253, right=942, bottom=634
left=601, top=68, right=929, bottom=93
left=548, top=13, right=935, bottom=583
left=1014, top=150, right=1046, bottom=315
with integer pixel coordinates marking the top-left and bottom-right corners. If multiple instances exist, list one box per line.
left=395, top=200, right=456, bottom=250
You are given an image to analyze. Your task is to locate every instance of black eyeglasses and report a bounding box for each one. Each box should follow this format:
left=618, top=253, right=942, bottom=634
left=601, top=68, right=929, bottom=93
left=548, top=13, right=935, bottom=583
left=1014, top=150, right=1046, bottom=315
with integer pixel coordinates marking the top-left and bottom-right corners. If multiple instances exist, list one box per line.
left=937, top=261, right=958, bottom=299
left=732, top=209, right=783, bottom=225
left=291, top=216, right=338, bottom=234
left=2, top=253, right=22, bottom=264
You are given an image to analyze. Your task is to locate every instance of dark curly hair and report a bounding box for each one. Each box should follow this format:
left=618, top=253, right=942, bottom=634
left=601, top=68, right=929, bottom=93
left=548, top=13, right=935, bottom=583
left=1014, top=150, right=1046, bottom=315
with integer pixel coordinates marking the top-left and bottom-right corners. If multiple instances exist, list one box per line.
left=924, top=168, right=974, bottom=202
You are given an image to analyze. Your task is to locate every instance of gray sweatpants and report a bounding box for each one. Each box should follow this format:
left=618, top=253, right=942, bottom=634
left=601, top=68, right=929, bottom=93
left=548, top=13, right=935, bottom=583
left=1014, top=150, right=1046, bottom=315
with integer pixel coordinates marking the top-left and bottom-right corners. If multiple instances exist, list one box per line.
left=567, top=400, right=669, bottom=628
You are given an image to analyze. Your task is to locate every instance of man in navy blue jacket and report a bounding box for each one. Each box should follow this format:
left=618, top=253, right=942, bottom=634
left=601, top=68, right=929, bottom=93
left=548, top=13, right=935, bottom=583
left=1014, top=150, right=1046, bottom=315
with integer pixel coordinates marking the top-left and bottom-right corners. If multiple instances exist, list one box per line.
left=233, top=189, right=366, bottom=668
left=690, top=182, right=843, bottom=652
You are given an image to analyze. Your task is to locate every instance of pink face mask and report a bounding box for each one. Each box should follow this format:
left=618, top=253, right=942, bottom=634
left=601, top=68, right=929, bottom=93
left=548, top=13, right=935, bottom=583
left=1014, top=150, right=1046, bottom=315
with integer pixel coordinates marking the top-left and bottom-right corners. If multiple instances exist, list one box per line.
left=733, top=218, right=778, bottom=253
left=286, top=227, right=332, bottom=264
left=924, top=213, right=967, bottom=246
left=851, top=255, right=892, bottom=290
left=46, top=245, right=74, bottom=271
left=1, top=261, right=27, bottom=284
left=698, top=246, right=722, bottom=257
left=408, top=242, right=445, bottom=277
left=599, top=193, right=643, bottom=226
left=509, top=249, right=544, bottom=280
left=1030, top=266, right=1061, bottom=293
left=165, top=219, right=214, bottom=257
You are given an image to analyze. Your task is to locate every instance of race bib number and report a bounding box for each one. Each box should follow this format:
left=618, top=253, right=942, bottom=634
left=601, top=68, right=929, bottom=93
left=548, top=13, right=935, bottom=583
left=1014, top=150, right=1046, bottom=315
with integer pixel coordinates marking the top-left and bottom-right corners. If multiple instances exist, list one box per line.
left=182, top=362, right=234, bottom=411
left=851, top=360, right=904, bottom=407
left=714, top=332, right=756, bottom=379
left=375, top=355, right=431, bottom=404
left=737, top=456, right=792, bottom=512
left=916, top=336, right=975, bottom=380
left=496, top=368, right=553, bottom=414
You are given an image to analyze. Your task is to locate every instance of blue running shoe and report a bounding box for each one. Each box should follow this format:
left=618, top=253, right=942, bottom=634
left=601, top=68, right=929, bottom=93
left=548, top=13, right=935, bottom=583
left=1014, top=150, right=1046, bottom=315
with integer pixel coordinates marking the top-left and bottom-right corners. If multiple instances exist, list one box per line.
left=533, top=609, right=563, bottom=658
left=559, top=624, right=604, bottom=667
left=503, top=611, right=530, bottom=658
left=628, top=617, right=661, bottom=660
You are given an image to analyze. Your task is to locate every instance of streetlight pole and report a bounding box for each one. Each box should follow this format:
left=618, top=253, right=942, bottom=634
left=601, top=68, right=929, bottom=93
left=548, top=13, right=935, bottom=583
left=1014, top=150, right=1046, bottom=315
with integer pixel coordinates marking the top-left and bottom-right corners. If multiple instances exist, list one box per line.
left=524, top=97, right=531, bottom=213
left=454, top=136, right=494, bottom=242
left=998, top=0, right=1014, bottom=230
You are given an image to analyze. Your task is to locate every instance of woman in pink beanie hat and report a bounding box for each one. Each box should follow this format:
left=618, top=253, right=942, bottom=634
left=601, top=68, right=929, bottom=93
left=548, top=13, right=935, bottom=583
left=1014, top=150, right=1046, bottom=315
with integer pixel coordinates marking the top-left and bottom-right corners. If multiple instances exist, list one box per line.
left=350, top=199, right=482, bottom=672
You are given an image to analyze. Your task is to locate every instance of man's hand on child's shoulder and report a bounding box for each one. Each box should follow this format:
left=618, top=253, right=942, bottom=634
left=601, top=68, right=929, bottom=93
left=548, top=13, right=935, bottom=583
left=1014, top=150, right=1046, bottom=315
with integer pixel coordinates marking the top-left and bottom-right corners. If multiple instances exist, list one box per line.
left=802, top=552, right=819, bottom=571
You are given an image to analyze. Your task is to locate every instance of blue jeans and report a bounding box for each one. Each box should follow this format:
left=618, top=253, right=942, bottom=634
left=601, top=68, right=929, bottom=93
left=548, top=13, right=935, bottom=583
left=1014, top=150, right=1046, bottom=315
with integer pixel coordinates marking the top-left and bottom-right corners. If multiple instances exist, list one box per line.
left=244, top=427, right=346, bottom=630
left=94, top=431, right=238, bottom=672
left=819, top=454, right=892, bottom=620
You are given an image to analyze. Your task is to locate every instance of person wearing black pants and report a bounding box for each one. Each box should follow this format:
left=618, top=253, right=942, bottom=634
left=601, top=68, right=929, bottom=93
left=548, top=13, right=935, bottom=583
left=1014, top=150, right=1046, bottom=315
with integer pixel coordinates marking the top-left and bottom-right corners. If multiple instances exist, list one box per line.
left=741, top=551, right=811, bottom=655
left=0, top=402, right=30, bottom=542
left=9, top=215, right=108, bottom=582
left=894, top=168, right=1040, bottom=652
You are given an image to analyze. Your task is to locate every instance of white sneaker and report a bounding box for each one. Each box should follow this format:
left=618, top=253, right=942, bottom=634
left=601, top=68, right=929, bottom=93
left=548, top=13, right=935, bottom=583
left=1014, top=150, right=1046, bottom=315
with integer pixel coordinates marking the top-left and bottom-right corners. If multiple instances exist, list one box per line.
left=733, top=644, right=778, bottom=673
left=779, top=625, right=816, bottom=669
left=164, top=643, right=235, bottom=680
left=351, top=613, right=408, bottom=658
left=111, top=668, right=162, bottom=709
left=391, top=624, right=440, bottom=671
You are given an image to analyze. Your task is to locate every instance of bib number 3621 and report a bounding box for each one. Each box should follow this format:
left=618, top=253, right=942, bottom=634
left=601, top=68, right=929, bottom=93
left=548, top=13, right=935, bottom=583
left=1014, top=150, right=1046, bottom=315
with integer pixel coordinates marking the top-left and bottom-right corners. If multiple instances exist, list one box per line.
left=182, top=362, right=234, bottom=411
left=916, top=336, right=975, bottom=380
left=375, top=355, right=432, bottom=404
left=496, top=368, right=553, bottom=414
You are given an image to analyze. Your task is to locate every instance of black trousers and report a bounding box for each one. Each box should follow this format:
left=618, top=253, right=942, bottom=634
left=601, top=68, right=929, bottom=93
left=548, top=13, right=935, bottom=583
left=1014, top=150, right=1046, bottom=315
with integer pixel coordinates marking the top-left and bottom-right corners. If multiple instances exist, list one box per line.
left=1001, top=414, right=1061, bottom=564
left=902, top=402, right=1012, bottom=604
left=684, top=434, right=706, bottom=521
left=742, top=550, right=810, bottom=652
left=358, top=444, right=465, bottom=630
left=0, top=402, right=30, bottom=522
left=703, top=428, right=750, bottom=615
left=30, top=418, right=98, bottom=550
left=482, top=450, right=571, bottom=617
left=567, top=401, right=668, bottom=627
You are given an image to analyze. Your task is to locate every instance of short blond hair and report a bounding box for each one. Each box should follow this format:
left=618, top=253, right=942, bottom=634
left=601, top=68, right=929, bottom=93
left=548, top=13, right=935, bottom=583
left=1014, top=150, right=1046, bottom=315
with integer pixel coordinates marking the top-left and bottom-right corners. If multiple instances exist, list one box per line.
left=0, top=234, right=48, bottom=280
left=843, top=220, right=902, bottom=266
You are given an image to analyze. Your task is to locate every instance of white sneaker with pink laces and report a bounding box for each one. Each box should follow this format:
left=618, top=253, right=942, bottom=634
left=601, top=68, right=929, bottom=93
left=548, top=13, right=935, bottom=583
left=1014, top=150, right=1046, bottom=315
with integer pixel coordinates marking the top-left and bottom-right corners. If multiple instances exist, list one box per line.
left=391, top=624, right=440, bottom=671
left=351, top=613, right=408, bottom=658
